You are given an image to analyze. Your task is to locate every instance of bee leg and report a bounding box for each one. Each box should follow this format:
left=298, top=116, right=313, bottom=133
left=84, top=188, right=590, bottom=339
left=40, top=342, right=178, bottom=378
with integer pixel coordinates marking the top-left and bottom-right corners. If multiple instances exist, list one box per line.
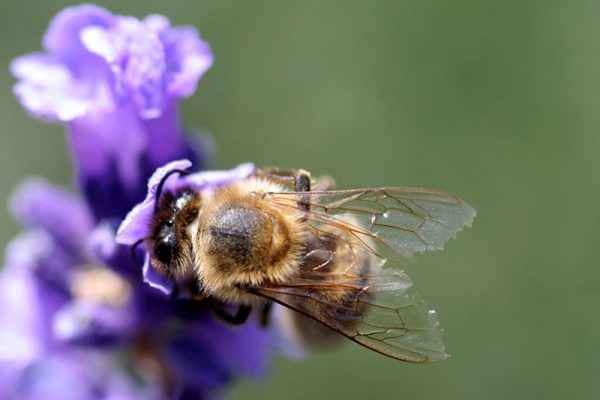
left=293, top=170, right=311, bottom=212
left=260, top=301, right=273, bottom=327
left=255, top=169, right=311, bottom=191
left=253, top=168, right=312, bottom=210
left=213, top=304, right=252, bottom=325
left=293, top=171, right=311, bottom=192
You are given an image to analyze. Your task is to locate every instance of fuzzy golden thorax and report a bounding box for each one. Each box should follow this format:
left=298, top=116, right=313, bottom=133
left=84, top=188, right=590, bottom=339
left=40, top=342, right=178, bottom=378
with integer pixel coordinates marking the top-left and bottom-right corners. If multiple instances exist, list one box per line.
left=194, top=179, right=306, bottom=304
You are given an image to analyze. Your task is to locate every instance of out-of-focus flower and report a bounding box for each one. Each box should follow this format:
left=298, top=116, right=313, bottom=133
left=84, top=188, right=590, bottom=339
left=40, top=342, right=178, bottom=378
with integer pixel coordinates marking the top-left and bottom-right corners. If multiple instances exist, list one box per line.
left=0, top=227, right=164, bottom=399
left=11, top=4, right=213, bottom=220
left=2, top=169, right=276, bottom=399
left=4, top=5, right=277, bottom=399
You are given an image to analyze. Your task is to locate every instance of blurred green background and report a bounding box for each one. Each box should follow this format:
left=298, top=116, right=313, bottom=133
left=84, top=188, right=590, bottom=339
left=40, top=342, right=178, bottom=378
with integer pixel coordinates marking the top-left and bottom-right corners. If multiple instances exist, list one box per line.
left=1, top=1, right=599, bottom=399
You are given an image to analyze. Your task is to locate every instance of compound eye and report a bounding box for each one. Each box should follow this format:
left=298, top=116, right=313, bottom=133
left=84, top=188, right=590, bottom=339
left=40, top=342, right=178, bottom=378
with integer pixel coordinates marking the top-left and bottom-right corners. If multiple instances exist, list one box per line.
left=154, top=234, right=176, bottom=266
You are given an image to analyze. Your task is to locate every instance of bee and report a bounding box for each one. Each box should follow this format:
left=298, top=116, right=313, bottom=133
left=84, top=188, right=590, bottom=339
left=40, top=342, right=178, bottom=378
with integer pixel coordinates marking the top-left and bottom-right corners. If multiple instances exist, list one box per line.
left=139, top=165, right=475, bottom=363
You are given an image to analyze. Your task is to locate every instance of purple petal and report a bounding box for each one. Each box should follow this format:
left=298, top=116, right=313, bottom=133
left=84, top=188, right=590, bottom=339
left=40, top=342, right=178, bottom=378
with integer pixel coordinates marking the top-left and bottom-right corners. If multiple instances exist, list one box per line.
left=9, top=178, right=94, bottom=256
left=163, top=334, right=230, bottom=390
left=81, top=16, right=169, bottom=119
left=160, top=25, right=213, bottom=98
left=42, top=5, right=116, bottom=110
left=178, top=162, right=255, bottom=191
left=116, top=159, right=192, bottom=245
left=68, top=105, right=148, bottom=220
left=142, top=100, right=191, bottom=167
left=104, top=370, right=164, bottom=400
left=68, top=104, right=145, bottom=184
left=43, top=4, right=114, bottom=69
left=143, top=14, right=171, bottom=34
left=15, top=356, right=95, bottom=400
left=12, top=351, right=164, bottom=400
left=197, top=315, right=275, bottom=377
left=53, top=301, right=134, bottom=346
left=86, top=222, right=118, bottom=262
left=119, top=18, right=168, bottom=118
left=0, top=234, right=55, bottom=399
left=163, top=313, right=275, bottom=393
left=0, top=257, right=45, bottom=367
left=142, top=254, right=174, bottom=295
left=4, top=229, right=72, bottom=289
left=3, top=231, right=73, bottom=348
left=11, top=54, right=90, bottom=121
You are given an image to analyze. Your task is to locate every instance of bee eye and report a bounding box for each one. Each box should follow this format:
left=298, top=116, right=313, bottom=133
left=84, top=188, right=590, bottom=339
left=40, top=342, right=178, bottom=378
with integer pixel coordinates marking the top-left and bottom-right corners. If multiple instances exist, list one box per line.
left=155, top=235, right=176, bottom=265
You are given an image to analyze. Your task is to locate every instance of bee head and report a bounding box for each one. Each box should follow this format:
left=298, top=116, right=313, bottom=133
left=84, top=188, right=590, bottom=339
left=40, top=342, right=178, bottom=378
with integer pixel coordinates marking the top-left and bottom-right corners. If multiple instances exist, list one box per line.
left=148, top=187, right=200, bottom=280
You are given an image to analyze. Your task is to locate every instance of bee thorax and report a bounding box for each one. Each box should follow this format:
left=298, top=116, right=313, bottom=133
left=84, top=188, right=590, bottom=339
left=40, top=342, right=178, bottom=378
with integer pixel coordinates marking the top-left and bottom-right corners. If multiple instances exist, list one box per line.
left=205, top=205, right=273, bottom=272
left=195, top=182, right=306, bottom=304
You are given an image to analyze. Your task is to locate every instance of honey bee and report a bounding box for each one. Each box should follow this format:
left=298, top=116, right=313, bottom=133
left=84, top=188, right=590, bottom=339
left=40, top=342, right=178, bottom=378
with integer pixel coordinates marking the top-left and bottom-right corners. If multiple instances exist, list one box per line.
left=141, top=166, right=475, bottom=363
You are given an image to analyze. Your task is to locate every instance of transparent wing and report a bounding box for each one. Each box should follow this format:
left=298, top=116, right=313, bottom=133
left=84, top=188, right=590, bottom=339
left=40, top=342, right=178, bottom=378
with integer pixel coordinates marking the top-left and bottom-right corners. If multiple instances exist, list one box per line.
left=263, top=187, right=476, bottom=265
left=254, top=266, right=446, bottom=363
left=251, top=187, right=475, bottom=361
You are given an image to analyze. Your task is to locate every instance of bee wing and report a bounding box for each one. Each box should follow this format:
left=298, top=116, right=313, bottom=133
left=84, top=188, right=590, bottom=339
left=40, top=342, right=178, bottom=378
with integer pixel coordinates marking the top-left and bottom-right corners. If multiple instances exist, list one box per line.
left=252, top=187, right=475, bottom=362
left=254, top=266, right=446, bottom=363
left=264, top=187, right=476, bottom=265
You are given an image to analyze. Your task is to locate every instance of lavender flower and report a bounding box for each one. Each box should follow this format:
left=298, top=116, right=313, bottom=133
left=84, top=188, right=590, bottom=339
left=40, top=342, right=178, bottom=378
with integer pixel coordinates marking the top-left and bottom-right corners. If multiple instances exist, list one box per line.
left=11, top=4, right=213, bottom=219
left=4, top=5, right=277, bottom=399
